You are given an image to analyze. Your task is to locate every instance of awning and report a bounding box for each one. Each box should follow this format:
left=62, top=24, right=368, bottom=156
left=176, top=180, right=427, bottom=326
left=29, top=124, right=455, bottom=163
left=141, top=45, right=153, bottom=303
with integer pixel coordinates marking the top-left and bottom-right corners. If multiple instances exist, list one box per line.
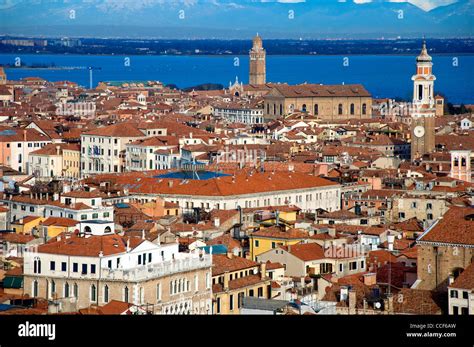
left=3, top=276, right=23, bottom=289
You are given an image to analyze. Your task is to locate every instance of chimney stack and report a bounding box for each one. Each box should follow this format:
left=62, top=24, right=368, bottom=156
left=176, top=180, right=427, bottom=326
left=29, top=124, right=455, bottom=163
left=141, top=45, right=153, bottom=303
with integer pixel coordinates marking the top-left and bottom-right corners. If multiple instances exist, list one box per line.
left=348, top=289, right=357, bottom=312
left=260, top=262, right=266, bottom=280
left=223, top=271, right=230, bottom=291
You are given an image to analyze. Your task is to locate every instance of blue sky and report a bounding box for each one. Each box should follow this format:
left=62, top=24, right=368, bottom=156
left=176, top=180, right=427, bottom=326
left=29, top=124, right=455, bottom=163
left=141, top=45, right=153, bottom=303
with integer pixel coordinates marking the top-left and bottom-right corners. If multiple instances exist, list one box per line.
left=0, top=0, right=472, bottom=38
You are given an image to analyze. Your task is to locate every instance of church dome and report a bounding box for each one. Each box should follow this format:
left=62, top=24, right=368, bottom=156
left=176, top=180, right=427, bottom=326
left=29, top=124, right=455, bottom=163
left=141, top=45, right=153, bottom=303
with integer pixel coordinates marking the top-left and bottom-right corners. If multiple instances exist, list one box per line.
left=417, top=41, right=432, bottom=63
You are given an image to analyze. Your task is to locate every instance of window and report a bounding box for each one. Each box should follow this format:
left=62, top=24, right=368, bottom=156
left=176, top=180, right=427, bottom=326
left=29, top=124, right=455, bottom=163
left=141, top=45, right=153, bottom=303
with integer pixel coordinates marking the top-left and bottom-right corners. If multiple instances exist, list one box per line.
left=74, top=283, right=78, bottom=298
left=73, top=263, right=78, bottom=272
left=51, top=280, right=56, bottom=294
left=82, top=264, right=87, bottom=274
left=338, top=104, right=343, bottom=115
left=238, top=292, right=244, bottom=308
left=91, top=284, right=97, bottom=302
left=92, top=213, right=99, bottom=219
left=349, top=262, right=357, bottom=271
left=229, top=294, right=234, bottom=311
left=339, top=263, right=343, bottom=272
left=258, top=287, right=263, bottom=297
left=104, top=285, right=109, bottom=303
left=61, top=262, right=67, bottom=272
left=216, top=298, right=221, bottom=314
left=91, top=264, right=96, bottom=274
left=50, top=261, right=56, bottom=271
left=362, top=103, right=367, bottom=115
left=255, top=240, right=259, bottom=247
left=103, top=212, right=110, bottom=218
left=124, top=286, right=129, bottom=303
left=156, top=283, right=161, bottom=302
left=64, top=283, right=70, bottom=298
left=34, top=258, right=42, bottom=274
left=138, top=255, right=142, bottom=265
left=462, top=291, right=469, bottom=299
left=314, top=104, right=319, bottom=115
left=271, top=242, right=276, bottom=249
left=33, top=280, right=39, bottom=297
left=81, top=214, right=87, bottom=220
left=350, top=103, right=355, bottom=115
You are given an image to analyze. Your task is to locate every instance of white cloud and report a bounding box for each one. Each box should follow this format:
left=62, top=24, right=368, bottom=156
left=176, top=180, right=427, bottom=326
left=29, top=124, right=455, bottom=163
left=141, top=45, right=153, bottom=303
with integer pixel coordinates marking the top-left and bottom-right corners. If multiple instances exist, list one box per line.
left=387, top=0, right=459, bottom=11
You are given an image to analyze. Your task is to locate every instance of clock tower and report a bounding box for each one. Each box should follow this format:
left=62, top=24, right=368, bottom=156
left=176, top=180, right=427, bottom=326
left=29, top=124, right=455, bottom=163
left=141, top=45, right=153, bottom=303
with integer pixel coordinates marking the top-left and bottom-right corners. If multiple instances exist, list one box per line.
left=249, top=34, right=266, bottom=85
left=411, top=41, right=436, bottom=161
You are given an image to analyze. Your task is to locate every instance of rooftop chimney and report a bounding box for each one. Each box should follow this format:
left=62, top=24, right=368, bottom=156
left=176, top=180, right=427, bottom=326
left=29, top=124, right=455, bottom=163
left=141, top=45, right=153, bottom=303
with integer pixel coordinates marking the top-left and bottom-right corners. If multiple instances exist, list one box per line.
left=348, top=289, right=357, bottom=311
left=223, top=271, right=230, bottom=291
left=260, top=262, right=267, bottom=280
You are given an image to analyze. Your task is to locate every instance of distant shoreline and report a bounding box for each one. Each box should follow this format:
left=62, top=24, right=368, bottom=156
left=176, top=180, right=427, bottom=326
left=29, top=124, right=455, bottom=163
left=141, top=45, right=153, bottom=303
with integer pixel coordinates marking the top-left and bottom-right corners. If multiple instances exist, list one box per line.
left=2, top=53, right=474, bottom=59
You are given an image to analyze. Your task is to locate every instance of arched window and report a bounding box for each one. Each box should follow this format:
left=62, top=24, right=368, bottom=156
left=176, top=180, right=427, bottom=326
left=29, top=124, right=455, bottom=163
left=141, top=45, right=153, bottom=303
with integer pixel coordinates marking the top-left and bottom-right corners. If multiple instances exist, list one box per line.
left=33, top=280, right=39, bottom=297
left=280, top=104, right=283, bottom=115
left=362, top=103, right=367, bottom=115
left=350, top=103, right=355, bottom=115
left=302, top=104, right=307, bottom=112
left=338, top=104, right=343, bottom=115
left=104, top=226, right=111, bottom=234
left=418, top=85, right=423, bottom=100
left=51, top=280, right=56, bottom=295
left=314, top=104, right=319, bottom=116
left=124, top=286, right=129, bottom=302
left=104, top=285, right=109, bottom=303
left=84, top=226, right=92, bottom=234
left=73, top=283, right=78, bottom=298
left=34, top=258, right=41, bottom=274
left=64, top=282, right=70, bottom=298
left=266, top=104, right=269, bottom=114
left=91, top=284, right=97, bottom=302
left=273, top=104, right=276, bottom=115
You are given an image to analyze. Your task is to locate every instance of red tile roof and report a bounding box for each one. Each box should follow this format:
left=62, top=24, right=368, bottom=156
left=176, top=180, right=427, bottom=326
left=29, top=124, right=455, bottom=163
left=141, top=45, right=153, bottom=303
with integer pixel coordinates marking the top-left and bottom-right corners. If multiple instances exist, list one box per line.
left=212, top=254, right=258, bottom=276
left=37, top=234, right=144, bottom=257
left=450, top=263, right=474, bottom=290
left=418, top=207, right=474, bottom=246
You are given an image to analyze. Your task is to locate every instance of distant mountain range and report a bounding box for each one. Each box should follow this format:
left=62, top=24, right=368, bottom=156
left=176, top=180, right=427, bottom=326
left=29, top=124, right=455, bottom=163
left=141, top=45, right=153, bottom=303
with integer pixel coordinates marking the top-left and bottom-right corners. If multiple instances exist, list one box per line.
left=0, top=0, right=472, bottom=39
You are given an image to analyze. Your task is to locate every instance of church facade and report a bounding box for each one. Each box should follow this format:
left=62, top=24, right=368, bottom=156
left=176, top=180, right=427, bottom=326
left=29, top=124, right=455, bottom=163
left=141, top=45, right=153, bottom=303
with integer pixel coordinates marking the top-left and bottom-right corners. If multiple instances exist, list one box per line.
left=263, top=83, right=372, bottom=121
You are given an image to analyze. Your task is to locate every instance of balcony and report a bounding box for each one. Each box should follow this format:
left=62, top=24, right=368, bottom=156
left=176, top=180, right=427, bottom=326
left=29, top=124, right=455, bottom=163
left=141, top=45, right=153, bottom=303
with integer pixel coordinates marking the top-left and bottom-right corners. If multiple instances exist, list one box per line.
left=100, top=254, right=212, bottom=282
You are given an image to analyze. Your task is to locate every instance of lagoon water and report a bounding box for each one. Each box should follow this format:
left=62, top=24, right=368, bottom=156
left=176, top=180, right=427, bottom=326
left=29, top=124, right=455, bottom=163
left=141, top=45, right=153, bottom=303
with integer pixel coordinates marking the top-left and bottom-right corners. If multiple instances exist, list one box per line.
left=1, top=53, right=473, bottom=104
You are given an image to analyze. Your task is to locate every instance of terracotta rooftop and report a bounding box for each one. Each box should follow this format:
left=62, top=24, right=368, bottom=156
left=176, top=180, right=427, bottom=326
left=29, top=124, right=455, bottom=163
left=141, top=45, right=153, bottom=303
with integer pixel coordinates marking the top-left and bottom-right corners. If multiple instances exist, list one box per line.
left=37, top=234, right=144, bottom=257
left=449, top=262, right=474, bottom=290
left=417, top=207, right=474, bottom=246
left=212, top=254, right=258, bottom=276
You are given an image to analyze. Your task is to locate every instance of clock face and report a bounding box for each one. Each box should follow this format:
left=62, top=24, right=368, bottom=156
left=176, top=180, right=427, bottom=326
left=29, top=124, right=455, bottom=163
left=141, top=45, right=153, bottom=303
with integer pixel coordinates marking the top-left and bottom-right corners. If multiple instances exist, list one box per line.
left=414, top=125, right=425, bottom=138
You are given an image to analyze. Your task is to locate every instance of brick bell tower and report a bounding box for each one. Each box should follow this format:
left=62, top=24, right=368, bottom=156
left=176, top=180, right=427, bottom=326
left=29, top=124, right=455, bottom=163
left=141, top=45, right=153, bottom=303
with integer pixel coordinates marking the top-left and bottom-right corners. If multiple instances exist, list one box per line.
left=249, top=34, right=266, bottom=85
left=410, top=41, right=436, bottom=161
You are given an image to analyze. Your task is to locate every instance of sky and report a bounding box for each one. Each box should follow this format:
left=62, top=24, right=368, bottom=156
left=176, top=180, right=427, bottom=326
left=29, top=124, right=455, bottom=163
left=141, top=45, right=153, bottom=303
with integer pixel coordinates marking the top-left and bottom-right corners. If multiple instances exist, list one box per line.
left=0, top=0, right=472, bottom=38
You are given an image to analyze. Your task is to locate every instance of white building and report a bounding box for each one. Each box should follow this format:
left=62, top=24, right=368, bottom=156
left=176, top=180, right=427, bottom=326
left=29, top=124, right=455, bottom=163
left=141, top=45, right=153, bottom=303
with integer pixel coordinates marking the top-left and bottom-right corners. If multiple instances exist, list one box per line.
left=80, top=123, right=147, bottom=177
left=448, top=263, right=474, bottom=315
left=23, top=221, right=213, bottom=314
